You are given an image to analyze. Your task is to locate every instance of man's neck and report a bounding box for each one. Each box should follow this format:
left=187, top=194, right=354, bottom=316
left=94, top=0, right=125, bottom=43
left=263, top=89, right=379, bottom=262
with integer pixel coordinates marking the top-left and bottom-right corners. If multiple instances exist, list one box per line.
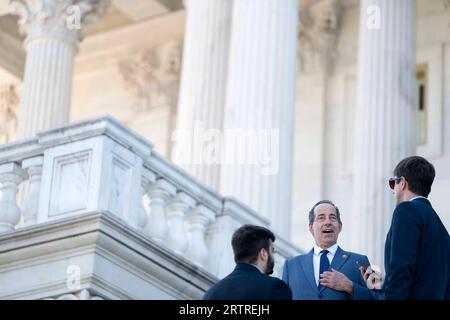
left=316, top=243, right=337, bottom=250
left=403, top=192, right=423, bottom=202
left=251, top=263, right=265, bottom=274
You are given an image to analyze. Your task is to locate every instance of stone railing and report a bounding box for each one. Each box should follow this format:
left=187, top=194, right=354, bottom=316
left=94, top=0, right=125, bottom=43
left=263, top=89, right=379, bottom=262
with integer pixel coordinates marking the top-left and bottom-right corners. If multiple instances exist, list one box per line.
left=0, top=116, right=301, bottom=282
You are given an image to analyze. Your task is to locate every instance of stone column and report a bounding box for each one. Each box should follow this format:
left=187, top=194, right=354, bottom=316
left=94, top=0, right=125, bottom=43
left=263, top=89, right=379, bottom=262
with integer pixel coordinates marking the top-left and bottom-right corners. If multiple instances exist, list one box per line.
left=136, top=168, right=156, bottom=231
left=144, top=179, right=176, bottom=241
left=0, top=163, right=27, bottom=233
left=185, top=205, right=214, bottom=267
left=172, top=0, right=233, bottom=190
left=21, top=156, right=44, bottom=226
left=219, top=0, right=298, bottom=237
left=352, top=0, right=416, bottom=266
left=165, top=192, right=195, bottom=254
left=10, top=0, right=109, bottom=138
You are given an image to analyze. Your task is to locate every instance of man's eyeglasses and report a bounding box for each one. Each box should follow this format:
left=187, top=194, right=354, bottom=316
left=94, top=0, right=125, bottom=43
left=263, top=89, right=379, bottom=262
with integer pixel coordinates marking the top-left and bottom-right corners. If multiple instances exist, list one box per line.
left=388, top=176, right=404, bottom=190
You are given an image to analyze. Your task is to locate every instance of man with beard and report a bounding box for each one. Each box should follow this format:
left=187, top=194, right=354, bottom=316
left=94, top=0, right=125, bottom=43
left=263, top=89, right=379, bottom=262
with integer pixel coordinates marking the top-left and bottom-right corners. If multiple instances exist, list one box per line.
left=282, top=200, right=372, bottom=299
left=203, top=224, right=291, bottom=300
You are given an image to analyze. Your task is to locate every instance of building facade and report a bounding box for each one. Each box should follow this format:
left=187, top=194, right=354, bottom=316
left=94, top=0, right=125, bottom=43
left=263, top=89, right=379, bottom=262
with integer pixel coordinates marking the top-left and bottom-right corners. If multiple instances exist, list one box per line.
left=0, top=0, right=449, bottom=298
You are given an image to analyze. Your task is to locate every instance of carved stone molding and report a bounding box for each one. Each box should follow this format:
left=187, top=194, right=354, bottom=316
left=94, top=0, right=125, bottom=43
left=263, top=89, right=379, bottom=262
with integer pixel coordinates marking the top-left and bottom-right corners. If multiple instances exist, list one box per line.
left=43, top=289, right=104, bottom=300
left=9, top=0, right=110, bottom=46
left=445, top=0, right=450, bottom=28
left=118, top=40, right=182, bottom=112
left=298, top=0, right=342, bottom=73
left=0, top=84, right=19, bottom=144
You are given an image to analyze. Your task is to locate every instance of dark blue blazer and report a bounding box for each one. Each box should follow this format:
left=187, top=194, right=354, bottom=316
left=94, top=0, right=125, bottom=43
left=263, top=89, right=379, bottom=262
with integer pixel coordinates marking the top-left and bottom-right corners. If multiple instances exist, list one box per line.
left=383, top=197, right=450, bottom=300
left=203, top=263, right=292, bottom=300
left=282, top=246, right=372, bottom=300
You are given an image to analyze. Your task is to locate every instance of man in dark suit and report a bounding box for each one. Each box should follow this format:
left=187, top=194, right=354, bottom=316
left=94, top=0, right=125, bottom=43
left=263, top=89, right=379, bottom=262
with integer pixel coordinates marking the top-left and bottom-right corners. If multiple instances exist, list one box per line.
left=361, top=156, right=450, bottom=299
left=203, top=224, right=292, bottom=300
left=282, top=200, right=372, bottom=299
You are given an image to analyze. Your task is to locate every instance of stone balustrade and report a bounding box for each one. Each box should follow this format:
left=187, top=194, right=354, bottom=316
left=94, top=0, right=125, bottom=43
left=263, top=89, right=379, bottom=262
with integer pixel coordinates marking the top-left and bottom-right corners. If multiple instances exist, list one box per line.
left=0, top=116, right=301, bottom=289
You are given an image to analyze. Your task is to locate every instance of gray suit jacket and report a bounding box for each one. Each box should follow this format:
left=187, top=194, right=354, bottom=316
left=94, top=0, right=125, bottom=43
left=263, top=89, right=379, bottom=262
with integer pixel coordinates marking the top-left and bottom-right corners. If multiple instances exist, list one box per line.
left=282, top=246, right=372, bottom=300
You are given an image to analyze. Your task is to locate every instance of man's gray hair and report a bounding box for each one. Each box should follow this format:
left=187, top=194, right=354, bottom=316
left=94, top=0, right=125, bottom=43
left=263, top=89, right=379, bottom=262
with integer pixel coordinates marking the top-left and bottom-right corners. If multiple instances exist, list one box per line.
left=308, top=200, right=342, bottom=225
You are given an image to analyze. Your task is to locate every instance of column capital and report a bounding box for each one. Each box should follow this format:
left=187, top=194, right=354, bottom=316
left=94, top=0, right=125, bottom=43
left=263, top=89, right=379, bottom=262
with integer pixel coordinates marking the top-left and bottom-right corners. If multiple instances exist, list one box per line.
left=148, top=179, right=177, bottom=200
left=141, top=168, right=156, bottom=188
left=9, top=0, right=110, bottom=47
left=22, top=155, right=44, bottom=169
left=190, top=204, right=215, bottom=223
left=0, top=162, right=27, bottom=181
left=166, top=192, right=195, bottom=214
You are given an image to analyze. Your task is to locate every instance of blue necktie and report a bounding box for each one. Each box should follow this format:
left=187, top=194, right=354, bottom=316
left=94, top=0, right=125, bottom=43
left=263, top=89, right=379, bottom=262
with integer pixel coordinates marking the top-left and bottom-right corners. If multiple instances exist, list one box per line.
left=318, top=249, right=330, bottom=290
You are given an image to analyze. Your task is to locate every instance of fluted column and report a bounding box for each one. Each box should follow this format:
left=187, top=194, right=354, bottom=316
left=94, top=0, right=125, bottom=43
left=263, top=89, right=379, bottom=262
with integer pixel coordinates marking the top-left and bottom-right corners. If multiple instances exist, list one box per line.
left=352, top=0, right=416, bottom=266
left=0, top=163, right=27, bottom=233
left=219, top=0, right=298, bottom=237
left=172, top=0, right=233, bottom=190
left=10, top=0, right=109, bottom=138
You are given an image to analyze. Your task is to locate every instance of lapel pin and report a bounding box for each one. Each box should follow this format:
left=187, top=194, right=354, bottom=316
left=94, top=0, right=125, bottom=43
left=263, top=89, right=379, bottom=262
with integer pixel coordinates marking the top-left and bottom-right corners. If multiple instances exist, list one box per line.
left=342, top=254, right=348, bottom=259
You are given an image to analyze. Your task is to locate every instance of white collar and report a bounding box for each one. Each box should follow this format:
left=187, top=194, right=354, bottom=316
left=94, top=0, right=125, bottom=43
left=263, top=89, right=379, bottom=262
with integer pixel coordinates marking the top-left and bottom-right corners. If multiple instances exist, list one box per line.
left=410, top=196, right=427, bottom=201
left=313, top=243, right=338, bottom=256
left=251, top=264, right=265, bottom=274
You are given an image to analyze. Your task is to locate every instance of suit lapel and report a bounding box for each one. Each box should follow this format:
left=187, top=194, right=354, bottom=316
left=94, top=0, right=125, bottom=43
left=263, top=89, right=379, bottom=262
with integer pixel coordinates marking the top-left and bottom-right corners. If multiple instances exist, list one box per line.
left=330, top=246, right=350, bottom=271
left=300, top=249, right=319, bottom=294
left=319, top=246, right=350, bottom=294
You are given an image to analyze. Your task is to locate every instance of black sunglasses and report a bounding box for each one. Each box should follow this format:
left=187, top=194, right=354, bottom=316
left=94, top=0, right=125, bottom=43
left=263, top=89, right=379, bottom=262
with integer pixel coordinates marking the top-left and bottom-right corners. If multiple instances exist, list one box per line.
left=388, top=176, right=407, bottom=189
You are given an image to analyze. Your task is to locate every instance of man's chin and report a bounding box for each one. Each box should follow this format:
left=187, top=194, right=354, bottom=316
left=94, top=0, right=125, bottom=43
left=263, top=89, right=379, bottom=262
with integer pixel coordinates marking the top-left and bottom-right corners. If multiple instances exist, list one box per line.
left=321, top=234, right=336, bottom=241
left=320, top=240, right=337, bottom=248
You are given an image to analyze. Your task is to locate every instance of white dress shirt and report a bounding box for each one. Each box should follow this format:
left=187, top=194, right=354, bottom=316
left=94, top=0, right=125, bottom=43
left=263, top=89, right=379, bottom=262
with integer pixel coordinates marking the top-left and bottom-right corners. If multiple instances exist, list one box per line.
left=409, top=196, right=427, bottom=201
left=313, top=243, right=338, bottom=286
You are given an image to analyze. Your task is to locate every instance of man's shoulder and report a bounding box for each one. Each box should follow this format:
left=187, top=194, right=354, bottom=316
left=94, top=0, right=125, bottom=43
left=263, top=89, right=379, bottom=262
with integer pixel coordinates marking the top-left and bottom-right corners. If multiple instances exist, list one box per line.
left=265, top=275, right=292, bottom=297
left=202, top=269, right=247, bottom=299
left=338, top=247, right=369, bottom=262
left=202, top=278, right=226, bottom=300
left=395, top=198, right=434, bottom=213
left=393, top=199, right=433, bottom=223
left=265, top=274, right=287, bottom=284
left=348, top=251, right=369, bottom=262
left=285, top=252, right=309, bottom=265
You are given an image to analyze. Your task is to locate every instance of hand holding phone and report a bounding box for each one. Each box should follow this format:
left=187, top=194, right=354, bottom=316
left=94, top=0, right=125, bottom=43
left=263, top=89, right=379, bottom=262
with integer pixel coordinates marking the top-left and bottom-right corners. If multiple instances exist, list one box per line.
left=356, top=260, right=372, bottom=282
left=356, top=260, right=369, bottom=271
left=356, top=262, right=384, bottom=289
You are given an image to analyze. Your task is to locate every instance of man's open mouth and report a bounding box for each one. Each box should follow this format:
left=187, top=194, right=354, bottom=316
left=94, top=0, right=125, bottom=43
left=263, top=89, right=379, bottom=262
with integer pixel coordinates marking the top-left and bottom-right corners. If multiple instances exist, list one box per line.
left=322, top=230, right=334, bottom=234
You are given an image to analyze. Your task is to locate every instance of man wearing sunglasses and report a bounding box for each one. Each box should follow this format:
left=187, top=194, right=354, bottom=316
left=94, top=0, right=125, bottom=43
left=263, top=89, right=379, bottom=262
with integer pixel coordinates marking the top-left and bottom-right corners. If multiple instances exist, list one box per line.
left=363, top=156, right=450, bottom=299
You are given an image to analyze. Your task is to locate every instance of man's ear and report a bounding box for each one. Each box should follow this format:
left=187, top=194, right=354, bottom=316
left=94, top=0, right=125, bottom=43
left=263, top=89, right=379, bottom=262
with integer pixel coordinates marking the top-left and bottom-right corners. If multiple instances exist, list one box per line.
left=259, top=248, right=268, bottom=262
left=255, top=248, right=266, bottom=263
left=309, top=224, right=314, bottom=235
left=401, top=177, right=408, bottom=191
